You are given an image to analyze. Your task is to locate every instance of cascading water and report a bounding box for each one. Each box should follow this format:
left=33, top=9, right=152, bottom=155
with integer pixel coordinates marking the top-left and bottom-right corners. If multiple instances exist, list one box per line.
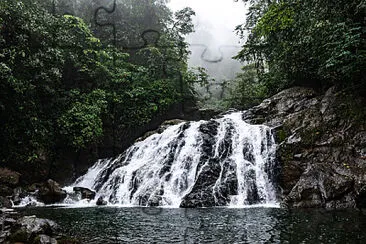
left=67, top=112, right=278, bottom=207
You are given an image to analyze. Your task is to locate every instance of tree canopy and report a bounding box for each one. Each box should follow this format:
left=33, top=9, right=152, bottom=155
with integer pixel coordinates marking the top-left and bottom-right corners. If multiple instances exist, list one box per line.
left=0, top=0, right=204, bottom=180
left=235, top=0, right=366, bottom=95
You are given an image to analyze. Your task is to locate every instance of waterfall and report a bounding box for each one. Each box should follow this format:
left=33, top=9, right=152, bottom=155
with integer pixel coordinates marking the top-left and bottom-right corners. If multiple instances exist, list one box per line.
left=67, top=112, right=278, bottom=207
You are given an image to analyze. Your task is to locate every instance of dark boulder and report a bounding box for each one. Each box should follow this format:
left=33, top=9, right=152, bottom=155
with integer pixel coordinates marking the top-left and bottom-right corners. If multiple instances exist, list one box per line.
left=96, top=196, right=107, bottom=206
left=37, top=179, right=67, bottom=204
left=73, top=186, right=96, bottom=200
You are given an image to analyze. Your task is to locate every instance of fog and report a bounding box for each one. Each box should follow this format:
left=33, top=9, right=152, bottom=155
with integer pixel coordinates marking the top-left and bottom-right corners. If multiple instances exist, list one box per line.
left=168, top=0, right=248, bottom=81
left=50, top=0, right=248, bottom=105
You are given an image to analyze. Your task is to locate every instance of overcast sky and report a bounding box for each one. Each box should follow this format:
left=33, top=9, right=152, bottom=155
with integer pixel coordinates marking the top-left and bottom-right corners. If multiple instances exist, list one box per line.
left=168, top=0, right=246, bottom=37
left=167, top=0, right=248, bottom=81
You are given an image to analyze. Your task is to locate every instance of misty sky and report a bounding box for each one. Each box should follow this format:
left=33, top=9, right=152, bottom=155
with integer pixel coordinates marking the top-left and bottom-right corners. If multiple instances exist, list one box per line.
left=168, top=0, right=248, bottom=81
left=168, top=0, right=247, bottom=44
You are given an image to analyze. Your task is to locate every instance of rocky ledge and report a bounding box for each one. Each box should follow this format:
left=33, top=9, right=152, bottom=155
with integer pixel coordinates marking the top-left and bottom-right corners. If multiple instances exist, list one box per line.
left=0, top=208, right=79, bottom=244
left=244, top=86, right=366, bottom=208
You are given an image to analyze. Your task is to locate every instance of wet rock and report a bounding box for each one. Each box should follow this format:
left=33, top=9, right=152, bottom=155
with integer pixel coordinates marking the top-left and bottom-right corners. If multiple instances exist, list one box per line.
left=96, top=196, right=107, bottom=206
left=0, top=215, right=16, bottom=243
left=73, top=187, right=96, bottom=200
left=244, top=87, right=318, bottom=127
left=4, top=217, right=17, bottom=226
left=180, top=121, right=238, bottom=207
left=36, top=234, right=58, bottom=244
left=5, top=215, right=59, bottom=243
left=147, top=195, right=161, bottom=207
left=18, top=216, right=59, bottom=235
left=180, top=198, right=202, bottom=208
left=245, top=169, right=261, bottom=204
left=12, top=187, right=27, bottom=205
left=1, top=208, right=76, bottom=244
left=248, top=86, right=366, bottom=209
left=37, top=179, right=67, bottom=204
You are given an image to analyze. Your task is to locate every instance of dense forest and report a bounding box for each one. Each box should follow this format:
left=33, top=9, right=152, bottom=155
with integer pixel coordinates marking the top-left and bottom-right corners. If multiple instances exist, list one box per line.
left=228, top=0, right=365, bottom=109
left=0, top=0, right=207, bottom=183
left=0, top=0, right=365, bottom=184
left=1, top=1, right=366, bottom=243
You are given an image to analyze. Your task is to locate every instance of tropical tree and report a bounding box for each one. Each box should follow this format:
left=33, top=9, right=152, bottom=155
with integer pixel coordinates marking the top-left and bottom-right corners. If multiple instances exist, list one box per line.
left=235, top=0, right=366, bottom=94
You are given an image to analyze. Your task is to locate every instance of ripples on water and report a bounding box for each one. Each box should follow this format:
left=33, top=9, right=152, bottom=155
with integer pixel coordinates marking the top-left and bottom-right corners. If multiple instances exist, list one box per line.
left=21, top=207, right=366, bottom=243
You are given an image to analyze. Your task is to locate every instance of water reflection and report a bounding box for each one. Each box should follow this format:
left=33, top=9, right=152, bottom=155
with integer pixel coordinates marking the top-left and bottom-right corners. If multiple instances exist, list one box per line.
left=20, top=207, right=366, bottom=243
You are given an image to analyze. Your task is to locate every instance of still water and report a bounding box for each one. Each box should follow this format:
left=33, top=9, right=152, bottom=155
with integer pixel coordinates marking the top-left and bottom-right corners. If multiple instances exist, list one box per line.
left=20, top=207, right=366, bottom=243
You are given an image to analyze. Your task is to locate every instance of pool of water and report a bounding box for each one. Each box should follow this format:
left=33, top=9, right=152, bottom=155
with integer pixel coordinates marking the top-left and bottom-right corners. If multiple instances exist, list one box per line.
left=20, top=207, right=366, bottom=243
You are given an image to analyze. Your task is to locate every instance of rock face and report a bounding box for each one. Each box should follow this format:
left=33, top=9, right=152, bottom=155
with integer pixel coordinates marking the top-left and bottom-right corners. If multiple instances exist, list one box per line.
left=245, top=86, right=366, bottom=208
left=180, top=120, right=238, bottom=207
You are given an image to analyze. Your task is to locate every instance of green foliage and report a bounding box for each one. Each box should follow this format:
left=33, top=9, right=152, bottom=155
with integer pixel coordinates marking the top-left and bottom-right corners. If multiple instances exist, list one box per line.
left=227, top=64, right=268, bottom=109
left=58, top=89, right=107, bottom=148
left=237, top=0, right=366, bottom=93
left=254, top=2, right=295, bottom=37
left=0, top=0, right=200, bottom=171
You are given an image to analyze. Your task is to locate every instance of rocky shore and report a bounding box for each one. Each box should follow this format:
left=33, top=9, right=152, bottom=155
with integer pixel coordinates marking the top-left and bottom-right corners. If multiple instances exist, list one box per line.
left=0, top=208, right=79, bottom=244
left=0, top=169, right=80, bottom=243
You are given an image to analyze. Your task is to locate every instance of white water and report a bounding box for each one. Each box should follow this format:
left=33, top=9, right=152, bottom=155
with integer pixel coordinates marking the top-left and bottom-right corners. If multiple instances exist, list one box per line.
left=65, top=111, right=278, bottom=208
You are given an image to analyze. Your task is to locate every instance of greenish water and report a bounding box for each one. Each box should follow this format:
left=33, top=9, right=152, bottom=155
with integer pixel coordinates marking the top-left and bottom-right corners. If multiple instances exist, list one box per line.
left=20, top=207, right=366, bottom=243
